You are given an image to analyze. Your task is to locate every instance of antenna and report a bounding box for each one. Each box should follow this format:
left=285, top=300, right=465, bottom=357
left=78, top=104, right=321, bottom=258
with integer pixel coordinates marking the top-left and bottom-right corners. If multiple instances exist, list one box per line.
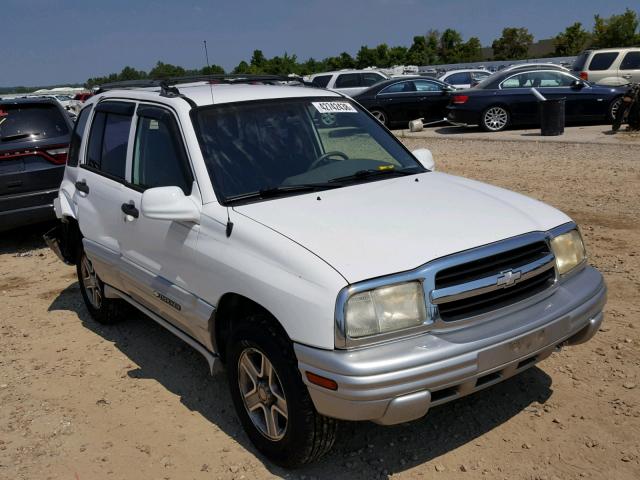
left=203, top=40, right=215, bottom=104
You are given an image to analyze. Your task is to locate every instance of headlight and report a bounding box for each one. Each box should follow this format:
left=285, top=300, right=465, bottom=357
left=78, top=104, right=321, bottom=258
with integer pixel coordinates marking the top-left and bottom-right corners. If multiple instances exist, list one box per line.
left=344, top=281, right=427, bottom=339
left=550, top=229, right=586, bottom=275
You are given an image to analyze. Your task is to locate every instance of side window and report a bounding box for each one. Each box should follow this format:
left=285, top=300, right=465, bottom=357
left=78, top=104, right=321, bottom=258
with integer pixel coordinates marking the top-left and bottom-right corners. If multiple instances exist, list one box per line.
left=532, top=72, right=574, bottom=87
left=67, top=105, right=92, bottom=167
left=501, top=73, right=532, bottom=89
left=414, top=80, right=443, bottom=92
left=471, top=72, right=491, bottom=82
left=85, top=102, right=134, bottom=180
left=445, top=72, right=471, bottom=85
left=620, top=51, right=640, bottom=70
left=362, top=72, right=384, bottom=86
left=380, top=81, right=414, bottom=94
left=335, top=73, right=361, bottom=88
left=132, top=107, right=192, bottom=195
left=311, top=75, right=332, bottom=88
left=588, top=52, right=619, bottom=71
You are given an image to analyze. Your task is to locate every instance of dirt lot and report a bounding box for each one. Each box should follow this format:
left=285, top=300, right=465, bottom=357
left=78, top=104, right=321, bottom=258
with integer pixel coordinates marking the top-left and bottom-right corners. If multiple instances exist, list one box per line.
left=1, top=137, right=639, bottom=480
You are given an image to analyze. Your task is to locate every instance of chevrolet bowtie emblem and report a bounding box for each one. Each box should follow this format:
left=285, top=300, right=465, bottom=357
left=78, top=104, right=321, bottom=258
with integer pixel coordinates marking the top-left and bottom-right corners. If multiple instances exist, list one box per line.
left=497, top=269, right=522, bottom=288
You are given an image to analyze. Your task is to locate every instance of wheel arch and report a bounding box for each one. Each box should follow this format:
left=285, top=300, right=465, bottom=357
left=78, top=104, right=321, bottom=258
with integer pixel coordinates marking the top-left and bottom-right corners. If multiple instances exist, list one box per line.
left=212, top=292, right=291, bottom=363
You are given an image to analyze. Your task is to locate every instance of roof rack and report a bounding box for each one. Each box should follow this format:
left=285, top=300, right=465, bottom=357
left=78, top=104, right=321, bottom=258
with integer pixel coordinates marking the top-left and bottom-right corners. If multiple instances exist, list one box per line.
left=95, top=74, right=307, bottom=93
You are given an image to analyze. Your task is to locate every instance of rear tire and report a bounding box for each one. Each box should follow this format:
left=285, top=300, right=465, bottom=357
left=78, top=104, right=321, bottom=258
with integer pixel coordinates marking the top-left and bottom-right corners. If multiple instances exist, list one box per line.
left=227, top=314, right=337, bottom=468
left=609, top=96, right=624, bottom=124
left=480, top=105, right=510, bottom=132
left=76, top=245, right=125, bottom=324
left=370, top=109, right=388, bottom=126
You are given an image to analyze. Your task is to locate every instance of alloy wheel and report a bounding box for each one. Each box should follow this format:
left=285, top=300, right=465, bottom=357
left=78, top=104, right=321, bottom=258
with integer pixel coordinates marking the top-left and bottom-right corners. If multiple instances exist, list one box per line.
left=371, top=110, right=387, bottom=124
left=80, top=253, right=102, bottom=309
left=483, top=107, right=508, bottom=131
left=610, top=98, right=622, bottom=120
left=238, top=347, right=288, bottom=441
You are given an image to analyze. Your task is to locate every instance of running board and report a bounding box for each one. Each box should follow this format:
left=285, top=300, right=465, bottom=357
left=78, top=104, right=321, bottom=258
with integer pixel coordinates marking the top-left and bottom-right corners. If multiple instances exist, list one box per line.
left=104, top=285, right=218, bottom=374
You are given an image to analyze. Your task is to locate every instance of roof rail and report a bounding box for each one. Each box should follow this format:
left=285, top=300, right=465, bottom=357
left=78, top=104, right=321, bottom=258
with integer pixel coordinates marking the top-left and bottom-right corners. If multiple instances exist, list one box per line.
left=94, top=74, right=307, bottom=94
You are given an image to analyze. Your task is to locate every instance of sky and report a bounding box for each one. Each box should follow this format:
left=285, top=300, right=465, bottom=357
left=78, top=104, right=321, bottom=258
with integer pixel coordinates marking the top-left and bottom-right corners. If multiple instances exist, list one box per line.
left=1, top=0, right=636, bottom=87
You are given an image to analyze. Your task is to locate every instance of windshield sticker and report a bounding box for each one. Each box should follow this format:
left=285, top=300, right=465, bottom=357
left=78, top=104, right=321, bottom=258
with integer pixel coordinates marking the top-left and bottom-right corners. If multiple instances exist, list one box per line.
left=312, top=102, right=357, bottom=114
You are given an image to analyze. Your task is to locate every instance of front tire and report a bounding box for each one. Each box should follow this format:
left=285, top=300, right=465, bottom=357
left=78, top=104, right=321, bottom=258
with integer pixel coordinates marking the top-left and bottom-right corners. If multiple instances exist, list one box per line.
left=77, top=246, right=125, bottom=324
left=609, top=96, right=624, bottom=125
left=227, top=315, right=337, bottom=467
left=481, top=105, right=510, bottom=132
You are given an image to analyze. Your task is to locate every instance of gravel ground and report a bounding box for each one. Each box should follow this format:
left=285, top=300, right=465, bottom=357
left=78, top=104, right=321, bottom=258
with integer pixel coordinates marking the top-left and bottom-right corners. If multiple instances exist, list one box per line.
left=1, top=137, right=639, bottom=480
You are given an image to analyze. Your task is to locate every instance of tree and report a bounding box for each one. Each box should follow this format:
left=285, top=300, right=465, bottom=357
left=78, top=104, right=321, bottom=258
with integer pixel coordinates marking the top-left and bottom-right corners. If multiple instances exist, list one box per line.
left=592, top=8, right=639, bottom=48
left=459, top=37, right=482, bottom=63
left=553, top=22, right=591, bottom=56
left=406, top=32, right=439, bottom=65
left=119, top=66, right=147, bottom=81
left=200, top=65, right=225, bottom=75
left=387, top=46, right=408, bottom=66
left=438, top=29, right=463, bottom=63
left=148, top=61, right=186, bottom=79
left=249, top=50, right=267, bottom=69
left=492, top=27, right=534, bottom=60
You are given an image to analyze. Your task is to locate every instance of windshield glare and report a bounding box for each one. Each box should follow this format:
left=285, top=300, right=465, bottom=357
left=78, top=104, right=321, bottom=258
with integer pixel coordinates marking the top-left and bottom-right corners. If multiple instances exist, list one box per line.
left=192, top=98, right=422, bottom=202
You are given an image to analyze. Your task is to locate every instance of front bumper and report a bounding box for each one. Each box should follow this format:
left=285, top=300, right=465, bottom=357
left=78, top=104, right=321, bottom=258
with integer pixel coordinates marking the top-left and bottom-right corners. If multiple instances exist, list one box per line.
left=295, top=266, right=606, bottom=425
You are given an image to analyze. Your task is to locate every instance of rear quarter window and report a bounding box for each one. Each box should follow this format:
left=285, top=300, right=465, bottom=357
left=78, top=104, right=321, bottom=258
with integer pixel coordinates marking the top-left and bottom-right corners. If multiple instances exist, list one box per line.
left=0, top=103, right=69, bottom=142
left=620, top=51, right=640, bottom=70
left=311, top=75, right=332, bottom=88
left=335, top=73, right=361, bottom=88
left=588, top=52, right=619, bottom=71
left=572, top=52, right=590, bottom=71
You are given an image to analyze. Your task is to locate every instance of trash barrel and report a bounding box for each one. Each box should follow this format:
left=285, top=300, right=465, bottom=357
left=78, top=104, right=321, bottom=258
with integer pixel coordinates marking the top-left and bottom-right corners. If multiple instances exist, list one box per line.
left=539, top=99, right=565, bottom=136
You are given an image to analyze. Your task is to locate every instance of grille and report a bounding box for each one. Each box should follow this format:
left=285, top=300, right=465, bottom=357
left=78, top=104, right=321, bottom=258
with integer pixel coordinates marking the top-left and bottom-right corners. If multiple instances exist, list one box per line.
left=434, top=241, right=556, bottom=322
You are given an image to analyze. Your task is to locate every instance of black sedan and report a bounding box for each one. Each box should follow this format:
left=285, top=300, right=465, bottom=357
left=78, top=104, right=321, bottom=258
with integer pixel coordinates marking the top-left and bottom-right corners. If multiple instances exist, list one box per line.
left=446, top=66, right=626, bottom=131
left=353, top=77, right=455, bottom=127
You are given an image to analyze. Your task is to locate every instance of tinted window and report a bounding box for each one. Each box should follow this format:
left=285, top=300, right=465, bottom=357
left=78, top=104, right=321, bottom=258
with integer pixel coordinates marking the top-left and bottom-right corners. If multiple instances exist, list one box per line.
left=445, top=72, right=471, bottom=85
left=572, top=52, right=590, bottom=71
left=532, top=71, right=575, bottom=87
left=380, top=81, right=415, bottom=94
left=0, top=103, right=69, bottom=142
left=335, top=73, right=361, bottom=88
left=471, top=71, right=491, bottom=82
left=132, top=111, right=192, bottom=194
left=85, top=108, right=132, bottom=179
left=588, top=52, right=619, bottom=71
left=620, top=51, right=640, bottom=70
left=67, top=105, right=92, bottom=167
left=311, top=75, right=332, bottom=88
left=362, top=72, right=384, bottom=86
left=414, top=80, right=443, bottom=92
left=501, top=73, right=533, bottom=88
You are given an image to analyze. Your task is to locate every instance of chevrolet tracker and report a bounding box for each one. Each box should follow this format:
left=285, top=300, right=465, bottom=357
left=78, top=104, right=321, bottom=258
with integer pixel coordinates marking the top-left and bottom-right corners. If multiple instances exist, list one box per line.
left=45, top=75, right=606, bottom=467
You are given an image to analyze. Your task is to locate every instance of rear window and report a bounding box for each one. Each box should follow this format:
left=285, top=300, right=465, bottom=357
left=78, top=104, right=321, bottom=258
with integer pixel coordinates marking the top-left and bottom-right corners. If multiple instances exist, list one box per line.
left=572, top=52, right=590, bottom=71
left=335, top=73, right=361, bottom=88
left=620, top=51, right=640, bottom=70
left=0, top=103, right=69, bottom=142
left=311, top=75, right=332, bottom=88
left=362, top=72, right=384, bottom=86
left=588, top=52, right=619, bottom=71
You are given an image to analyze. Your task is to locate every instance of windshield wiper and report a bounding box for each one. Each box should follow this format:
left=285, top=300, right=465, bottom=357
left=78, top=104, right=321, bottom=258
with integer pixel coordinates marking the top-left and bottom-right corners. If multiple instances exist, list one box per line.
left=329, top=167, right=421, bottom=184
left=226, top=183, right=343, bottom=204
left=0, top=132, right=41, bottom=142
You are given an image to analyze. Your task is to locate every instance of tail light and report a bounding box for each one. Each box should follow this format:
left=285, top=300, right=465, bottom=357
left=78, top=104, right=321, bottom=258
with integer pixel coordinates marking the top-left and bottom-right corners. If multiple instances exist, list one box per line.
left=452, top=95, right=469, bottom=104
left=0, top=144, right=68, bottom=165
left=579, top=71, right=588, bottom=81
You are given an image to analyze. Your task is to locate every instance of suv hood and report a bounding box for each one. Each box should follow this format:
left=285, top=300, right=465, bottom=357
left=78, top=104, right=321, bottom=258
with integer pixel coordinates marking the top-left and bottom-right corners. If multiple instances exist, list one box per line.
left=234, top=172, right=570, bottom=283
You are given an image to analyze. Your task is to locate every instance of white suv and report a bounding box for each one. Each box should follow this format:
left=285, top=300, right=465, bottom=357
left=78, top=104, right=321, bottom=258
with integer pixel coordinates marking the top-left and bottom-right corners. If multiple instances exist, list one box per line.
left=572, top=47, right=640, bottom=85
left=305, top=69, right=387, bottom=96
left=45, top=76, right=606, bottom=467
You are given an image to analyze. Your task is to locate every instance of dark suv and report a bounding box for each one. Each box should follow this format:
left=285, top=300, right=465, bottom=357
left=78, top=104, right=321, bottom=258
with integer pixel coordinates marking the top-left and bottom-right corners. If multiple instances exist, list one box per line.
left=0, top=98, right=72, bottom=231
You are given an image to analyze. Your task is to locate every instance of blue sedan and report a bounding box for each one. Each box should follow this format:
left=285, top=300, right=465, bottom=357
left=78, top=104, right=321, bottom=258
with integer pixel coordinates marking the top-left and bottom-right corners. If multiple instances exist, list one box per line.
left=446, top=65, right=626, bottom=131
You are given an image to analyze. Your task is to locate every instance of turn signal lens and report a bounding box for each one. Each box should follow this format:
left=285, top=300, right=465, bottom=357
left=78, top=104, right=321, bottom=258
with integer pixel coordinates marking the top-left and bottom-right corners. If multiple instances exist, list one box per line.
left=306, top=371, right=338, bottom=391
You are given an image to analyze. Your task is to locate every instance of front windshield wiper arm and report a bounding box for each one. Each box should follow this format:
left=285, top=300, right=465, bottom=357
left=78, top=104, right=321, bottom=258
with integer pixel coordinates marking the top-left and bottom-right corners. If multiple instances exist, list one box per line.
left=226, top=183, right=343, bottom=204
left=329, top=167, right=420, bottom=184
left=0, top=132, right=41, bottom=142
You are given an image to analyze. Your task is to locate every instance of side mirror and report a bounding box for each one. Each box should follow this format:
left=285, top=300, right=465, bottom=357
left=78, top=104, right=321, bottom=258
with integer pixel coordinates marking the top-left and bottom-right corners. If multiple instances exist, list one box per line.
left=141, top=186, right=200, bottom=224
left=571, top=80, right=586, bottom=89
left=412, top=148, right=435, bottom=171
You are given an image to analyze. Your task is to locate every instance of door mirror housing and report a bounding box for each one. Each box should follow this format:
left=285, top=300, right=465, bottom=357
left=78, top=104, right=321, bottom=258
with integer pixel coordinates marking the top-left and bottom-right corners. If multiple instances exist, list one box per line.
left=571, top=80, right=586, bottom=89
left=141, top=186, right=200, bottom=223
left=412, top=148, right=435, bottom=171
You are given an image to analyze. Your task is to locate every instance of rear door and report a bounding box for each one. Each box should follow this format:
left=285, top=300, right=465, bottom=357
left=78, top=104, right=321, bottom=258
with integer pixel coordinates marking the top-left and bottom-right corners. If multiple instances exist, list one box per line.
left=412, top=79, right=451, bottom=121
left=75, top=100, right=135, bottom=290
left=498, top=72, right=538, bottom=123
left=376, top=80, right=418, bottom=123
left=116, top=104, right=208, bottom=343
left=619, top=50, right=640, bottom=84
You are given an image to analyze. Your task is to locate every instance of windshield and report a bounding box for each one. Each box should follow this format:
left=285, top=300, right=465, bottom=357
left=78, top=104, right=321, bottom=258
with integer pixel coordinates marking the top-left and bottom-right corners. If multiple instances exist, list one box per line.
left=192, top=98, right=423, bottom=203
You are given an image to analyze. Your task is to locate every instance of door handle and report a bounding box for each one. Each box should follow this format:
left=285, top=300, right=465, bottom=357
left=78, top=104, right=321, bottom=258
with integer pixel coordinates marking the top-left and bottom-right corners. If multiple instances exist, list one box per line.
left=622, top=74, right=632, bottom=79
left=75, top=180, right=89, bottom=194
left=121, top=202, right=139, bottom=218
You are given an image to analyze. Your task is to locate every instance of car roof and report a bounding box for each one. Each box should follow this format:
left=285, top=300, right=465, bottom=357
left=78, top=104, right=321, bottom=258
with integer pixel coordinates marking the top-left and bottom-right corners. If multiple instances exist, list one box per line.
left=581, top=47, right=639, bottom=54
left=500, top=63, right=568, bottom=73
left=91, top=83, right=343, bottom=108
left=0, top=97, right=62, bottom=106
left=441, top=69, right=489, bottom=76
left=310, top=70, right=385, bottom=77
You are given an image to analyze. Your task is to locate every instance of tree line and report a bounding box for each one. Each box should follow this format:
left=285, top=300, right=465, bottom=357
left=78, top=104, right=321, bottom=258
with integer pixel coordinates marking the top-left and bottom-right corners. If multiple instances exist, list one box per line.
left=80, top=8, right=637, bottom=88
